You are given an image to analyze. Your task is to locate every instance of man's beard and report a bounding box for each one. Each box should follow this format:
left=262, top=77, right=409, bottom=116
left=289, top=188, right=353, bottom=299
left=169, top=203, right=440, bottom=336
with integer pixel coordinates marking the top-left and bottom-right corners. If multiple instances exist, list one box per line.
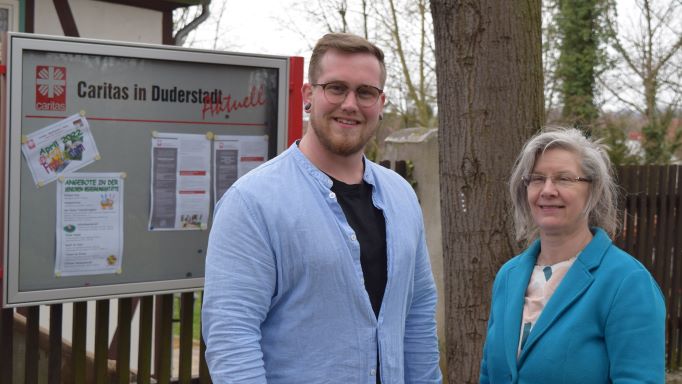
left=309, top=116, right=378, bottom=157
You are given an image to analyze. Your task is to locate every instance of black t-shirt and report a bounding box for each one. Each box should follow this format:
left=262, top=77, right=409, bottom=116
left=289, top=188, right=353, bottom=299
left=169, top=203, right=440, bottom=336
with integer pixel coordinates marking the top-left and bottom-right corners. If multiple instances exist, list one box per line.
left=330, top=177, right=387, bottom=318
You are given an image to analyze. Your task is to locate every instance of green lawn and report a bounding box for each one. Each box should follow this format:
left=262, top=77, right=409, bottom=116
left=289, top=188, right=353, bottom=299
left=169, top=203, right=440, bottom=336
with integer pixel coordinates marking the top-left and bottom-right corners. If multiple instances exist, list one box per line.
left=172, top=292, right=202, bottom=340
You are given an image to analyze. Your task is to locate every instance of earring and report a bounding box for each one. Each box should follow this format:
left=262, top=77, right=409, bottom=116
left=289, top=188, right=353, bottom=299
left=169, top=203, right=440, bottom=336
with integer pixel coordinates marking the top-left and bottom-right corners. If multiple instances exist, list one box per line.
left=304, top=103, right=311, bottom=111
left=379, top=114, right=383, bottom=121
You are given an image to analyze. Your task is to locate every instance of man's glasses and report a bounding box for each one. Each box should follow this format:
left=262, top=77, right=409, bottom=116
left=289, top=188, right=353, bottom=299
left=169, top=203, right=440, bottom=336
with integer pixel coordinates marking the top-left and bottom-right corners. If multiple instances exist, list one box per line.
left=522, top=173, right=592, bottom=188
left=312, top=82, right=383, bottom=107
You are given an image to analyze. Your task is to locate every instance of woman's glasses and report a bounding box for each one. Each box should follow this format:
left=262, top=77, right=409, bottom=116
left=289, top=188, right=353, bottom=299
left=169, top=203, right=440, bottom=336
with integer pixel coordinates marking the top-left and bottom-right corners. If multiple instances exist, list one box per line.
left=522, top=173, right=592, bottom=188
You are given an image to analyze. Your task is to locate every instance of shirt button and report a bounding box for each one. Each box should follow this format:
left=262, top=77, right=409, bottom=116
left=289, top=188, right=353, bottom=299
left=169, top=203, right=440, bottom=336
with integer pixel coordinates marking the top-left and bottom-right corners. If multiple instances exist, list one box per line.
left=370, top=368, right=376, bottom=376
left=350, top=233, right=357, bottom=241
left=329, top=192, right=336, bottom=199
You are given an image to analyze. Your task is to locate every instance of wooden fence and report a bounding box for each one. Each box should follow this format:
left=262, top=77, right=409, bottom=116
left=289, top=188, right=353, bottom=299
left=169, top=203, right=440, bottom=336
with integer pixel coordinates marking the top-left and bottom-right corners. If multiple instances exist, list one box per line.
left=0, top=164, right=680, bottom=382
left=615, top=165, right=682, bottom=370
left=0, top=293, right=210, bottom=383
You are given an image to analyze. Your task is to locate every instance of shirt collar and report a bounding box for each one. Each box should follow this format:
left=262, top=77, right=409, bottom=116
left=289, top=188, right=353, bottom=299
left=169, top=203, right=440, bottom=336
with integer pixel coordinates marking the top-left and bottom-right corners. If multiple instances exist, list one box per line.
left=290, top=141, right=333, bottom=189
left=291, top=141, right=376, bottom=190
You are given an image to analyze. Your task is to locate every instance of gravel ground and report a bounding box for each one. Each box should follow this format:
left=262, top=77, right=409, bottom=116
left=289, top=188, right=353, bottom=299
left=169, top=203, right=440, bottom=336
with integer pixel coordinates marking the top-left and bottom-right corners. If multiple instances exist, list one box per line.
left=668, top=371, right=682, bottom=383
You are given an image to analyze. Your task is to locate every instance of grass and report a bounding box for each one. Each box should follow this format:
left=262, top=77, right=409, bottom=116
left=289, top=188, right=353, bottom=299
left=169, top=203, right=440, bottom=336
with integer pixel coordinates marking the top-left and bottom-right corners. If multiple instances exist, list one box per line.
left=172, top=292, right=202, bottom=341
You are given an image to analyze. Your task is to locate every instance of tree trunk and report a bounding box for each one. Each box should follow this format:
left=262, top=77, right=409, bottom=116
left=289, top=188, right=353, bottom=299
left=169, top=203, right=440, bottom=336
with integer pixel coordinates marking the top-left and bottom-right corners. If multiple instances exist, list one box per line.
left=557, top=0, right=602, bottom=134
left=431, top=1, right=544, bottom=382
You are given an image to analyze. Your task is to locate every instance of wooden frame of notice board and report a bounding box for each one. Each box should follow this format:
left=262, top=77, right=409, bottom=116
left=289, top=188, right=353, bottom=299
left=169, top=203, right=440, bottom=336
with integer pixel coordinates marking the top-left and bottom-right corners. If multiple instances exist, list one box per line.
left=2, top=32, right=295, bottom=307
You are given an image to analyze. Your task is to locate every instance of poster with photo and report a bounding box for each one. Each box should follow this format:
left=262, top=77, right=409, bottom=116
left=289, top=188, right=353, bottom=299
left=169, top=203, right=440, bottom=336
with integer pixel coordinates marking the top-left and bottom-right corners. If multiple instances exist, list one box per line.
left=149, top=132, right=211, bottom=231
left=21, top=113, right=99, bottom=187
left=55, top=173, right=124, bottom=277
left=213, top=135, right=268, bottom=202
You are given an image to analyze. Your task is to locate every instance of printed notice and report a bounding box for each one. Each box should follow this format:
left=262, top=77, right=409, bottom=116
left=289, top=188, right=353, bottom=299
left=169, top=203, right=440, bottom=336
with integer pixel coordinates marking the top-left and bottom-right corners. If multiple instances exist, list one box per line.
left=149, top=133, right=211, bottom=231
left=22, top=114, right=99, bottom=187
left=56, top=173, right=124, bottom=277
left=213, top=135, right=268, bottom=202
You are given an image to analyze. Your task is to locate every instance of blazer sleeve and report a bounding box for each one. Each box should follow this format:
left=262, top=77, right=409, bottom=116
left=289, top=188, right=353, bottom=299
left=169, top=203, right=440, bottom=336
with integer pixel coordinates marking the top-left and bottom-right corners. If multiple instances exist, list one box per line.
left=202, top=187, right=276, bottom=384
left=606, top=268, right=666, bottom=383
left=480, top=268, right=504, bottom=384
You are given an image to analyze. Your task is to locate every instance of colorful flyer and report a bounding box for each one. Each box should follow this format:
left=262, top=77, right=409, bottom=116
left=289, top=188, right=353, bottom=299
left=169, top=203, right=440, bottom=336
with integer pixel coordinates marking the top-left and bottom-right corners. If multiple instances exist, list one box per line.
left=55, top=173, right=124, bottom=277
left=213, top=134, right=268, bottom=202
left=21, top=114, right=100, bottom=187
left=149, top=132, right=211, bottom=231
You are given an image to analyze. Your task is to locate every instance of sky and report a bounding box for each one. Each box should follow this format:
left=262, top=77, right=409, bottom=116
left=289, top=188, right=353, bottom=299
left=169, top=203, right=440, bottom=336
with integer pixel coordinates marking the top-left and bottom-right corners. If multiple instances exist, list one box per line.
left=183, top=0, right=639, bottom=57
left=182, top=0, right=319, bottom=59
left=179, top=0, right=678, bottom=113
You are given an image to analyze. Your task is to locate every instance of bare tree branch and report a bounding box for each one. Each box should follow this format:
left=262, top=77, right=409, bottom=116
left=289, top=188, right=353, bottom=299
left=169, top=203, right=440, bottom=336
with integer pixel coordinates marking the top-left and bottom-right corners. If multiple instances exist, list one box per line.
left=211, top=0, right=227, bottom=50
left=604, top=3, right=644, bottom=79
left=174, top=0, right=211, bottom=46
left=598, top=77, right=646, bottom=114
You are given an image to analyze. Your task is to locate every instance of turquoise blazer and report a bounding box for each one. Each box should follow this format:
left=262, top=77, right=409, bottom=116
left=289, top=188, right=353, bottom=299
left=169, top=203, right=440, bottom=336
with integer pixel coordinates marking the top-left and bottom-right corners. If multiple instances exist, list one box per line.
left=480, top=228, right=665, bottom=383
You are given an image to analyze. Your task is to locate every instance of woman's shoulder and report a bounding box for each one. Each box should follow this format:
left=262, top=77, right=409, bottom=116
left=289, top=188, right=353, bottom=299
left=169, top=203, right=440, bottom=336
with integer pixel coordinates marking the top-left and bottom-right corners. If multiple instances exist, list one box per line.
left=494, top=251, right=530, bottom=278
left=600, top=243, right=652, bottom=275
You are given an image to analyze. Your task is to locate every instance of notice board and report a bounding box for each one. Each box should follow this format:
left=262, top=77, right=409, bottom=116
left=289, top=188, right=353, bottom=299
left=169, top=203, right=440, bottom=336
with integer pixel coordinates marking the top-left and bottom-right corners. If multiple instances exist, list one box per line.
left=2, top=33, right=292, bottom=306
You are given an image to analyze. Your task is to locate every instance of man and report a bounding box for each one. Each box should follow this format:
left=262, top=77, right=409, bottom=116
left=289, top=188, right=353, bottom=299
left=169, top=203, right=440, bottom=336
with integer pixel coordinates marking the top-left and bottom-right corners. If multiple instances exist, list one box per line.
left=202, top=33, right=442, bottom=384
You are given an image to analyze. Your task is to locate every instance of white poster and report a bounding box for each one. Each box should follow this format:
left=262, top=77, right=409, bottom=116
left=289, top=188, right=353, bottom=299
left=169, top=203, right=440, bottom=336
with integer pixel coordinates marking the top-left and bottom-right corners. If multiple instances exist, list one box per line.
left=56, top=173, right=124, bottom=277
left=21, top=114, right=99, bottom=187
left=213, top=135, right=268, bottom=202
left=149, top=132, right=211, bottom=231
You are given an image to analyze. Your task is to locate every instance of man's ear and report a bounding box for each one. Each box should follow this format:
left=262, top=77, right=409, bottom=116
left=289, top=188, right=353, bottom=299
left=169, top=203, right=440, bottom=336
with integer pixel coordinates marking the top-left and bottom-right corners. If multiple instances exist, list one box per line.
left=301, top=83, right=313, bottom=106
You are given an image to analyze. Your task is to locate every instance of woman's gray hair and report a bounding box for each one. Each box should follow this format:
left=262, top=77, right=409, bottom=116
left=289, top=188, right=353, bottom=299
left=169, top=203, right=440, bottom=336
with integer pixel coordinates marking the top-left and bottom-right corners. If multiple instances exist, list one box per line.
left=509, top=127, right=620, bottom=243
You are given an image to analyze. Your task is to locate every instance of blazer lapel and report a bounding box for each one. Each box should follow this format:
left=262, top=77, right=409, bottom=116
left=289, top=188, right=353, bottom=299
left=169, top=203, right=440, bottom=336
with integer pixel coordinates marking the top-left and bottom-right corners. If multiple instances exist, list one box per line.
left=518, top=228, right=611, bottom=363
left=503, top=241, right=539, bottom=373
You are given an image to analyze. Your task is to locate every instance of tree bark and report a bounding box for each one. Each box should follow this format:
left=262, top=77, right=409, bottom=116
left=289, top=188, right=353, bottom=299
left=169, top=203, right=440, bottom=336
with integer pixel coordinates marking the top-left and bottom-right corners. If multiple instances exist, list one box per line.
left=431, top=1, right=544, bottom=382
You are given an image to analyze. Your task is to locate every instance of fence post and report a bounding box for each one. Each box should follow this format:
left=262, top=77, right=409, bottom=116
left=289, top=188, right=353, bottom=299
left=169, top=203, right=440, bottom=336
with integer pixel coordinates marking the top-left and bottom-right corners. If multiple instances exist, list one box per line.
left=94, top=300, right=110, bottom=383
left=24, top=306, right=39, bottom=384
left=72, top=302, right=87, bottom=384
left=0, top=307, right=13, bottom=384
left=138, top=296, right=154, bottom=384
left=115, top=298, right=132, bottom=384
left=48, top=304, right=62, bottom=384
left=154, top=294, right=173, bottom=383
left=178, top=292, right=195, bottom=383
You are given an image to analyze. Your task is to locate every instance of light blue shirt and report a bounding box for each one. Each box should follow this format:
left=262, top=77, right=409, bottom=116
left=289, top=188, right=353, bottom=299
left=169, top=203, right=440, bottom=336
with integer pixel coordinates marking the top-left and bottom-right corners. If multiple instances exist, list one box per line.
left=202, top=143, right=442, bottom=384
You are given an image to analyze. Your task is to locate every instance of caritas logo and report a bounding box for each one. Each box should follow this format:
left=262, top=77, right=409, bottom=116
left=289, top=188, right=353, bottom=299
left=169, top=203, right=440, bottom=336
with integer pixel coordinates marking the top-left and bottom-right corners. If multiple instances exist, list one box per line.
left=35, top=66, right=67, bottom=111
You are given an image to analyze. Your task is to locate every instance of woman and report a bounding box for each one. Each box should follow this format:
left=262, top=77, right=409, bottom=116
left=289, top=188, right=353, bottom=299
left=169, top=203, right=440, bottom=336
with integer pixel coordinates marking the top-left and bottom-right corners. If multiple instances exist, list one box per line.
left=480, top=128, right=665, bottom=383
